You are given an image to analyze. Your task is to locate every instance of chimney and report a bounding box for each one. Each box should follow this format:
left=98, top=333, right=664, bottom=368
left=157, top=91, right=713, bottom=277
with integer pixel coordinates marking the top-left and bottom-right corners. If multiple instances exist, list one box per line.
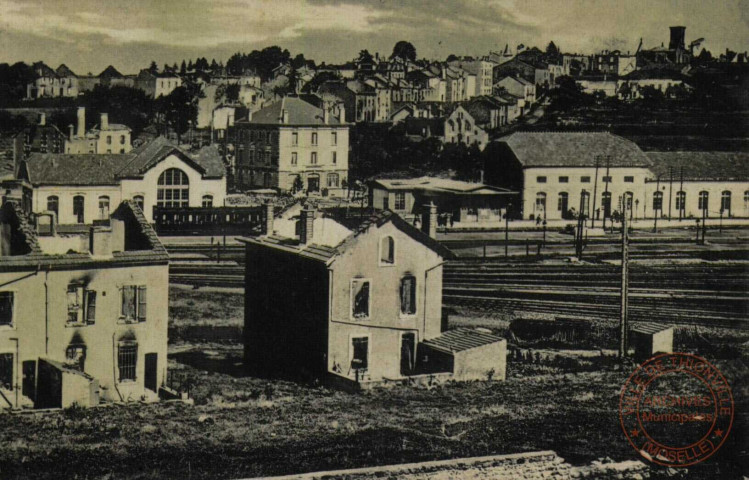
left=68, top=124, right=74, bottom=141
left=338, top=105, right=346, bottom=123
left=669, top=26, right=686, bottom=51
left=264, top=202, right=274, bottom=235
left=281, top=109, right=289, bottom=124
left=299, top=206, right=315, bottom=245
left=323, top=107, right=330, bottom=124
left=100, top=113, right=109, bottom=130
left=421, top=202, right=437, bottom=239
left=110, top=218, right=125, bottom=253
left=89, top=227, right=113, bottom=257
left=76, top=107, right=85, bottom=138
left=39, top=113, right=46, bottom=126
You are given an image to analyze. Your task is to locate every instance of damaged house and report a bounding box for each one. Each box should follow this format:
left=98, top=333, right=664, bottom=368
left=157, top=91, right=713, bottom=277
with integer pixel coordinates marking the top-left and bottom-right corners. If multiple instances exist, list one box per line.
left=0, top=199, right=168, bottom=409
left=241, top=203, right=506, bottom=388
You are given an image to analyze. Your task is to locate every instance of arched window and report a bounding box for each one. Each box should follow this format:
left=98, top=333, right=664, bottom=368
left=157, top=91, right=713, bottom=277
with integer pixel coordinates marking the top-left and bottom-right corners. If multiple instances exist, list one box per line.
left=133, top=195, right=144, bottom=211
left=400, top=275, right=416, bottom=315
left=201, top=195, right=213, bottom=207
left=535, top=193, right=546, bottom=217
left=47, top=196, right=59, bottom=218
left=557, top=192, right=568, bottom=212
left=676, top=191, right=686, bottom=212
left=73, top=195, right=84, bottom=224
left=98, top=196, right=110, bottom=220
left=652, top=191, right=663, bottom=212
left=698, top=191, right=709, bottom=212
left=721, top=191, right=731, bottom=215
left=157, top=168, right=189, bottom=208
left=580, top=191, right=590, bottom=217
left=380, top=236, right=395, bottom=265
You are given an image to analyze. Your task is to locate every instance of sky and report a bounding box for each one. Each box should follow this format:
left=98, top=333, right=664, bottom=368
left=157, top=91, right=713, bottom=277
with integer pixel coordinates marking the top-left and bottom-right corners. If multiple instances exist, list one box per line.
left=0, top=0, right=747, bottom=74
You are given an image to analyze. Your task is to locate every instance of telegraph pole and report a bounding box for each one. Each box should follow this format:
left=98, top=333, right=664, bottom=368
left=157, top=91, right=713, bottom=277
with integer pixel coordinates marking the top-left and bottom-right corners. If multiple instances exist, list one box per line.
left=668, top=166, right=673, bottom=221
left=591, top=157, right=600, bottom=228
left=679, top=166, right=684, bottom=222
left=653, top=176, right=660, bottom=233
left=619, top=198, right=629, bottom=359
left=602, top=157, right=610, bottom=230
left=505, top=203, right=511, bottom=258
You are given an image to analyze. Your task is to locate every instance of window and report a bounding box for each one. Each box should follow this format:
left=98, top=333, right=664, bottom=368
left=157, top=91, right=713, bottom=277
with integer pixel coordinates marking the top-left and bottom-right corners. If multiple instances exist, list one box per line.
left=332, top=151, right=337, bottom=165
left=676, top=191, right=686, bottom=211
left=559, top=176, right=569, bottom=183
left=120, top=135, right=125, bottom=145
left=133, top=195, right=144, bottom=211
left=118, top=342, right=137, bottom=382
left=652, top=191, right=663, bottom=211
left=721, top=191, right=731, bottom=213
left=351, top=337, right=369, bottom=371
left=557, top=192, right=568, bottom=211
left=380, top=236, right=395, bottom=264
left=73, top=195, right=85, bottom=223
left=311, top=132, right=318, bottom=145
left=67, top=284, right=96, bottom=325
left=536, top=176, right=547, bottom=183
left=310, top=152, right=317, bottom=164
left=394, top=192, right=406, bottom=210
left=603, top=176, right=612, bottom=183
left=400, top=275, right=416, bottom=315
left=47, top=196, right=58, bottom=218
left=121, top=286, right=147, bottom=322
left=331, top=132, right=337, bottom=145
left=581, top=176, right=591, bottom=183
left=536, top=192, right=547, bottom=213
left=291, top=152, right=298, bottom=165
left=0, top=292, right=14, bottom=327
left=0, top=353, right=12, bottom=390
left=98, top=196, right=110, bottom=220
left=202, top=195, right=213, bottom=207
left=602, top=192, right=612, bottom=216
left=65, top=345, right=86, bottom=371
left=106, top=135, right=112, bottom=145
left=698, top=191, right=709, bottom=211
left=291, top=132, right=298, bottom=146
left=327, top=173, right=339, bottom=188
left=351, top=279, right=370, bottom=319
left=624, top=176, right=634, bottom=183
left=157, top=168, right=189, bottom=208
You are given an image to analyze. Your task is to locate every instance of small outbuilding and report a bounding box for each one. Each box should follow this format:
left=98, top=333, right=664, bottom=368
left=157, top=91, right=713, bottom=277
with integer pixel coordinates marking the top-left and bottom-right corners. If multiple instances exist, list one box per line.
left=419, top=328, right=507, bottom=381
left=630, top=323, right=674, bottom=361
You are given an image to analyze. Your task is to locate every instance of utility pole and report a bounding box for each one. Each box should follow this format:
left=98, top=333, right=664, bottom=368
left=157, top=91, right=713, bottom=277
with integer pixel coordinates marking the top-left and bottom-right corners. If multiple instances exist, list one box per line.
left=668, top=166, right=673, bottom=221
left=576, top=190, right=587, bottom=259
left=602, top=157, right=610, bottom=230
left=619, top=200, right=629, bottom=359
left=591, top=157, right=600, bottom=228
left=679, top=166, right=684, bottom=222
left=505, top=203, right=511, bottom=258
left=653, top=176, right=660, bottom=233
left=701, top=203, right=707, bottom=244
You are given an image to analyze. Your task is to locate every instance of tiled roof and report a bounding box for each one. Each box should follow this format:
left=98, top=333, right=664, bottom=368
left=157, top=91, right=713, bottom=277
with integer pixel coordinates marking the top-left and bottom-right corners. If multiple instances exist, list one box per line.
left=495, top=132, right=651, bottom=168
left=56, top=64, right=77, bottom=77
left=646, top=152, right=749, bottom=181
left=99, top=65, right=124, bottom=78
left=423, top=328, right=504, bottom=354
left=372, top=176, right=516, bottom=195
left=244, top=97, right=343, bottom=126
left=631, top=323, right=673, bottom=335
left=25, top=137, right=225, bottom=185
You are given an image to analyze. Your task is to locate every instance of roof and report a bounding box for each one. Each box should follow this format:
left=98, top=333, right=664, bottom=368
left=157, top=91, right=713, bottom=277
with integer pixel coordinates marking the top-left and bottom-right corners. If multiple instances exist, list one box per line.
left=494, top=132, right=652, bottom=168
left=241, top=97, right=343, bottom=126
left=403, top=117, right=445, bottom=137
left=496, top=75, right=533, bottom=86
left=241, top=209, right=454, bottom=263
left=646, top=152, right=749, bottom=181
left=99, top=65, right=124, bottom=78
left=372, top=176, right=516, bottom=195
left=56, top=64, right=77, bottom=77
left=422, top=328, right=504, bottom=354
left=631, top=323, right=673, bottom=335
left=24, top=137, right=225, bottom=185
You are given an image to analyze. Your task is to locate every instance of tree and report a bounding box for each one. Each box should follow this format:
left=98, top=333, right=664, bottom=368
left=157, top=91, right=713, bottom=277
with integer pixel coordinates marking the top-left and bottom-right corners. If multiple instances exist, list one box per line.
left=180, top=61, right=187, bottom=74
left=546, top=41, right=559, bottom=56
left=391, top=41, right=417, bottom=62
left=446, top=54, right=459, bottom=62
left=148, top=61, right=158, bottom=74
left=156, top=84, right=203, bottom=143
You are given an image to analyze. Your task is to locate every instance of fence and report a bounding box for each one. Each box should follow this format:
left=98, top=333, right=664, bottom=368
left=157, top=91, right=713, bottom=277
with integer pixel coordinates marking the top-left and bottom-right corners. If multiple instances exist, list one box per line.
left=152, top=206, right=266, bottom=235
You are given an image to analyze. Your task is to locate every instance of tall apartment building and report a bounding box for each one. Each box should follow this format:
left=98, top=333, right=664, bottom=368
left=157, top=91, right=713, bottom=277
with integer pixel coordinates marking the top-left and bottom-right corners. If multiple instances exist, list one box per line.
left=233, top=97, right=349, bottom=196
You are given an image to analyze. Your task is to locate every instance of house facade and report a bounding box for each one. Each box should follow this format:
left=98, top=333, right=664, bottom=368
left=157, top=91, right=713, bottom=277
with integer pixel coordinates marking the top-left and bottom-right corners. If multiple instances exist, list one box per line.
left=242, top=206, right=506, bottom=385
left=66, top=108, right=132, bottom=155
left=26, top=63, right=79, bottom=99
left=233, top=97, right=349, bottom=195
left=495, top=76, right=536, bottom=105
left=22, top=137, right=226, bottom=224
left=0, top=200, right=168, bottom=409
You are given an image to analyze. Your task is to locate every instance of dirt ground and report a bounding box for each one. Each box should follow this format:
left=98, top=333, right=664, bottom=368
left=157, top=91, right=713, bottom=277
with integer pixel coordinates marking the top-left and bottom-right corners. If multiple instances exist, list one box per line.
left=0, top=289, right=746, bottom=480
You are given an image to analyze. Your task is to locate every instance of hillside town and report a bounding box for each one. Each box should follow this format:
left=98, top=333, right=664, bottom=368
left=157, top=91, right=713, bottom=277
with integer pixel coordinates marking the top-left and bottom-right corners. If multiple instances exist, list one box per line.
left=0, top=2, right=747, bottom=479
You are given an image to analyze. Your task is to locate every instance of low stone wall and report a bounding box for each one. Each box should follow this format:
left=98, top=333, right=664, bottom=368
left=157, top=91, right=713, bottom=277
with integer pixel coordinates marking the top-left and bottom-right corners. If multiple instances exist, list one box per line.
left=240, top=451, right=651, bottom=480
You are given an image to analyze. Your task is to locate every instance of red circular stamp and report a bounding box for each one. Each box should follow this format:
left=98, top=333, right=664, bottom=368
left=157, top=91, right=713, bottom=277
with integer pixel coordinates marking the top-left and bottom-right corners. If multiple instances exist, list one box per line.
left=619, top=353, right=734, bottom=467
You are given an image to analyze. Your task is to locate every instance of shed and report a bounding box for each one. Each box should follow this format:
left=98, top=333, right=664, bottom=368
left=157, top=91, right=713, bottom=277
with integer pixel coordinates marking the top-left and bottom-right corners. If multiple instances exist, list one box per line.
left=630, top=323, right=674, bottom=361
left=420, top=328, right=507, bottom=381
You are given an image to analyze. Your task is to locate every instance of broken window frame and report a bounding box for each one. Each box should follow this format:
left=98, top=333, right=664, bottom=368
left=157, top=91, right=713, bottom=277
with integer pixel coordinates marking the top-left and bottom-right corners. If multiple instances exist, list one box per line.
left=350, top=279, right=371, bottom=320
left=350, top=336, right=369, bottom=373
left=0, top=353, right=13, bottom=390
left=120, top=285, right=147, bottom=323
left=400, top=275, right=417, bottom=316
left=379, top=236, right=395, bottom=266
left=65, top=344, right=86, bottom=371
left=66, top=284, right=96, bottom=326
left=0, top=292, right=14, bottom=327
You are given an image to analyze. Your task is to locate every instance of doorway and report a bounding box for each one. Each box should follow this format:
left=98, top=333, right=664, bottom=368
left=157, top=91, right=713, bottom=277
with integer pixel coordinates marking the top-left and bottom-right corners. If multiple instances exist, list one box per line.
left=400, top=333, right=416, bottom=376
left=144, top=353, right=158, bottom=392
